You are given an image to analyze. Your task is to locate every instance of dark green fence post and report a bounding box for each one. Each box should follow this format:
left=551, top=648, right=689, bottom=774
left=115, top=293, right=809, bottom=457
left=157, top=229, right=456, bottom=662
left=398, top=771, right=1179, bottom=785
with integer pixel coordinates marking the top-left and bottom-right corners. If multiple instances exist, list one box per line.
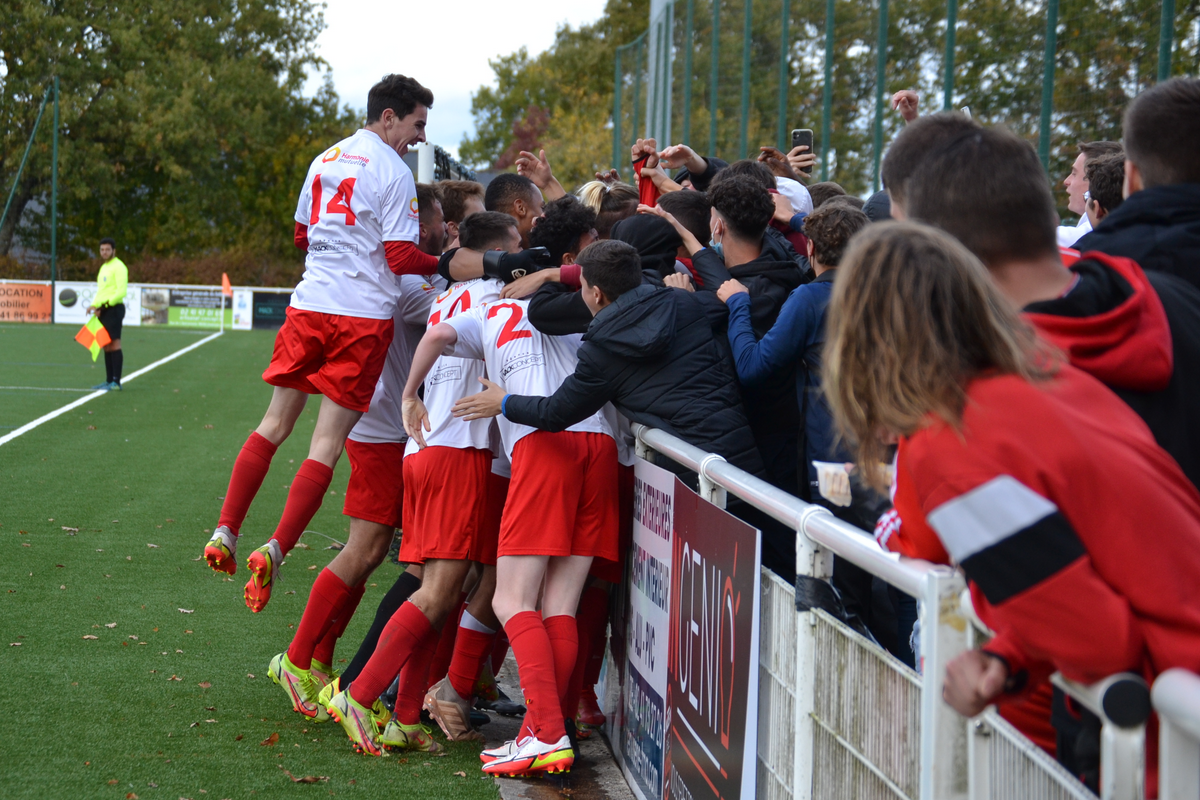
left=0, top=86, right=51, bottom=233
left=1038, top=0, right=1059, bottom=170
left=710, top=0, right=720, bottom=156
left=777, top=0, right=792, bottom=150
left=51, top=75, right=59, bottom=305
left=739, top=0, right=752, bottom=159
left=651, top=22, right=663, bottom=141
left=820, top=0, right=835, bottom=180
left=662, top=5, right=672, bottom=139
left=871, top=0, right=889, bottom=192
left=614, top=45, right=624, bottom=172
left=1158, top=0, right=1175, bottom=80
left=683, top=0, right=695, bottom=145
left=633, top=37, right=644, bottom=160
left=942, top=0, right=957, bottom=109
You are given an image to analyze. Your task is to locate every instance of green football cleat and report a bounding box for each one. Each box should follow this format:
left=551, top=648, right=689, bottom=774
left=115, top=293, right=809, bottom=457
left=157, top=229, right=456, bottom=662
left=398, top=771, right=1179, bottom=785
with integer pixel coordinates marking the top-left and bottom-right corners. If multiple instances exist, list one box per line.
left=319, top=677, right=391, bottom=730
left=380, top=720, right=444, bottom=753
left=268, top=652, right=329, bottom=722
left=244, top=539, right=281, bottom=612
left=203, top=526, right=237, bottom=575
left=326, top=689, right=383, bottom=756
left=310, top=658, right=339, bottom=688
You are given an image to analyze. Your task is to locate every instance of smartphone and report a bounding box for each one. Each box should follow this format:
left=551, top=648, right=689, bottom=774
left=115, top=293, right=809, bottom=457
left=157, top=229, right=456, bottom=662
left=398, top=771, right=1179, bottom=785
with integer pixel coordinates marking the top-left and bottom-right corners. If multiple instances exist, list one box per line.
left=791, top=129, right=814, bottom=175
left=960, top=106, right=972, bottom=118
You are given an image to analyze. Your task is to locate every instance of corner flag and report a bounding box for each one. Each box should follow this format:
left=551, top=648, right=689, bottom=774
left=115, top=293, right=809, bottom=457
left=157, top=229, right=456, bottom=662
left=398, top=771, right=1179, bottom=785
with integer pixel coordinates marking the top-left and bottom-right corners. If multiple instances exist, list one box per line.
left=221, top=273, right=233, bottom=297
left=75, top=316, right=111, bottom=362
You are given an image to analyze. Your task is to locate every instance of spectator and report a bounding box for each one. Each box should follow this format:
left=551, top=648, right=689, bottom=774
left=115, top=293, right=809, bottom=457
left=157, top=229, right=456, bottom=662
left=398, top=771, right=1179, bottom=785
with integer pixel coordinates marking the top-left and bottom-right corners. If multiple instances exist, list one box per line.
left=656, top=189, right=712, bottom=259
left=907, top=124, right=1200, bottom=491
left=863, top=190, right=893, bottom=222
left=708, top=160, right=806, bottom=264
left=484, top=173, right=544, bottom=247
left=807, top=181, right=848, bottom=208
left=823, top=220, right=1200, bottom=798
left=1083, top=153, right=1126, bottom=230
left=451, top=239, right=764, bottom=476
left=1057, top=141, right=1124, bottom=247
left=576, top=181, right=639, bottom=239
left=880, top=112, right=980, bottom=219
left=609, top=214, right=683, bottom=280
left=1075, top=77, right=1200, bottom=292
left=437, top=180, right=485, bottom=249
left=527, top=195, right=598, bottom=268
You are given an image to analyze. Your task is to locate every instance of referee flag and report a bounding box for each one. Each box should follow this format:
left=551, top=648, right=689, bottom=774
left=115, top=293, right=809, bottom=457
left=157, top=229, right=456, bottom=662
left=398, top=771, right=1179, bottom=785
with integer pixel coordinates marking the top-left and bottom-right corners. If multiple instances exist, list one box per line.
left=75, top=316, right=112, bottom=362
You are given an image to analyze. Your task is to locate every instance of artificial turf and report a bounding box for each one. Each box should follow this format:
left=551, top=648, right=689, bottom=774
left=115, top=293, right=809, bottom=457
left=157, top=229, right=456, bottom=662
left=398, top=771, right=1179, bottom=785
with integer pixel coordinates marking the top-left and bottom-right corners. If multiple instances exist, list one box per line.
left=0, top=323, right=501, bottom=799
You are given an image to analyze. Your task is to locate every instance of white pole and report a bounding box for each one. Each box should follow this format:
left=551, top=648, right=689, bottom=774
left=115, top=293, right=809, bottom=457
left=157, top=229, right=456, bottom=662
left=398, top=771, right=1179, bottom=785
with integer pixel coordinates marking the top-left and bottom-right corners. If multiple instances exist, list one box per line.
left=220, top=293, right=225, bottom=333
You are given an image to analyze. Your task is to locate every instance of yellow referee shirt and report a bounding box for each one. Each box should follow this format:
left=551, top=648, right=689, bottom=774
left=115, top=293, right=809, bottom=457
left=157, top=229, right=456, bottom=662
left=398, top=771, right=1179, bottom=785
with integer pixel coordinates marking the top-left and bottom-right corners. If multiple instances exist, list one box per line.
left=94, top=257, right=128, bottom=307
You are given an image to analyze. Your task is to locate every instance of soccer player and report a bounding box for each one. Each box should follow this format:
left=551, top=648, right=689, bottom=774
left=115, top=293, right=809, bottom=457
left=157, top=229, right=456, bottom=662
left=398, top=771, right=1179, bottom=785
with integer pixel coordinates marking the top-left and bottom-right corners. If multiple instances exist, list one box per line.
left=86, top=237, right=127, bottom=391
left=266, top=182, right=447, bottom=722
left=202, top=74, right=451, bottom=611
left=437, top=180, right=486, bottom=249
left=402, top=290, right=620, bottom=777
left=324, top=211, right=520, bottom=756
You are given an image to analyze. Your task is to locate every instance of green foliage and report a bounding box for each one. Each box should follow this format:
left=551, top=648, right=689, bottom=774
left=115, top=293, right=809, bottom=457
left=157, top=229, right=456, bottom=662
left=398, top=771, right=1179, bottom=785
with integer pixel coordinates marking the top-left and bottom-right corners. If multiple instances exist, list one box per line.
left=0, top=0, right=360, bottom=262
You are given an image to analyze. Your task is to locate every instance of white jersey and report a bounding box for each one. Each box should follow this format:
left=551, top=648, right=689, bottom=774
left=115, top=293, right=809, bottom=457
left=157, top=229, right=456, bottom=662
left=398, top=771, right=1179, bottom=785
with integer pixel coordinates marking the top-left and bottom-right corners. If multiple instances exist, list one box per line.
left=349, top=274, right=446, bottom=445
left=403, top=278, right=505, bottom=457
left=292, top=129, right=420, bottom=320
left=443, top=298, right=615, bottom=460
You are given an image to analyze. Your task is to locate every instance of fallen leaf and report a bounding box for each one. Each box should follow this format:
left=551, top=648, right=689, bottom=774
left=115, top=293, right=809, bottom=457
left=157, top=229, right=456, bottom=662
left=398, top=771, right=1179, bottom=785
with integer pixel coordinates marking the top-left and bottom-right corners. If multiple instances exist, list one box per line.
left=128, top=635, right=138, bottom=640
left=105, top=622, right=117, bottom=628
left=184, top=630, right=193, bottom=634
left=147, top=543, right=159, bottom=548
left=61, top=526, right=78, bottom=532
left=168, top=675, right=181, bottom=681
left=21, top=543, right=29, bottom=547
left=205, top=706, right=216, bottom=711
left=60, top=585, right=66, bottom=589
left=178, top=608, right=194, bottom=614
left=56, top=564, right=64, bottom=568
left=108, top=779, right=118, bottom=785
left=126, top=556, right=132, bottom=561
left=9, top=642, right=21, bottom=647
left=204, top=424, right=213, bottom=429
left=246, top=673, right=255, bottom=679
left=165, top=518, right=175, bottom=523
left=138, top=642, right=148, bottom=645
left=148, top=783, right=157, bottom=788
left=307, top=565, right=316, bottom=570
left=198, top=682, right=212, bottom=688
left=260, top=732, right=279, bottom=746
left=454, top=771, right=466, bottom=777
left=82, top=635, right=98, bottom=640
left=176, top=649, right=183, bottom=653
left=234, top=734, right=243, bottom=741
left=280, top=769, right=328, bottom=784
left=153, top=627, right=158, bottom=632
left=86, top=425, right=96, bottom=430
left=190, top=722, right=199, bottom=728
left=284, top=591, right=295, bottom=595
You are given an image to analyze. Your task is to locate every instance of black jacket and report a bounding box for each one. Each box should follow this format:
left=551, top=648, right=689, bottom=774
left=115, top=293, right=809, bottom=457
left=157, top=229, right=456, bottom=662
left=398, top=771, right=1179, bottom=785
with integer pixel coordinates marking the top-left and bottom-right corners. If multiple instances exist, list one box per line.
left=691, top=247, right=806, bottom=492
left=504, top=283, right=764, bottom=476
left=1024, top=253, right=1200, bottom=490
left=1075, top=184, right=1200, bottom=293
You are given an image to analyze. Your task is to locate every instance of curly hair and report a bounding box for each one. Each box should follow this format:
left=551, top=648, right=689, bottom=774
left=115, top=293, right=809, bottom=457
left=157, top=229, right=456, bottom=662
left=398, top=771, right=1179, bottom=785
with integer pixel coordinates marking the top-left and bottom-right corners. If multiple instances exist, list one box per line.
left=1085, top=153, right=1126, bottom=214
left=529, top=196, right=598, bottom=266
left=708, top=159, right=775, bottom=192
left=707, top=175, right=774, bottom=240
left=802, top=202, right=869, bottom=267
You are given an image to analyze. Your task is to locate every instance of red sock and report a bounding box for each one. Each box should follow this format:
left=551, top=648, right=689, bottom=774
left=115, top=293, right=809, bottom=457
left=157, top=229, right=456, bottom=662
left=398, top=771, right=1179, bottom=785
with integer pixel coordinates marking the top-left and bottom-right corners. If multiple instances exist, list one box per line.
left=218, top=432, right=277, bottom=534
left=491, top=634, right=510, bottom=674
left=426, top=594, right=466, bottom=690
left=505, top=611, right=565, bottom=744
left=270, top=459, right=334, bottom=554
left=577, top=585, right=610, bottom=708
left=313, top=580, right=366, bottom=666
left=395, top=638, right=437, bottom=725
left=349, top=601, right=433, bottom=709
left=448, top=627, right=496, bottom=699
left=543, top=615, right=578, bottom=718
left=287, top=569, right=351, bottom=670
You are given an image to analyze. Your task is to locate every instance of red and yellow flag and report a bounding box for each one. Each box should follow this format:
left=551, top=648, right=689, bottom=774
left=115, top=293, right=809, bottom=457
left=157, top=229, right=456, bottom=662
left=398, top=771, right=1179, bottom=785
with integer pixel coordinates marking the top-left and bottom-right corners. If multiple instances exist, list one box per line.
left=221, top=272, right=233, bottom=297
left=75, top=316, right=111, bottom=362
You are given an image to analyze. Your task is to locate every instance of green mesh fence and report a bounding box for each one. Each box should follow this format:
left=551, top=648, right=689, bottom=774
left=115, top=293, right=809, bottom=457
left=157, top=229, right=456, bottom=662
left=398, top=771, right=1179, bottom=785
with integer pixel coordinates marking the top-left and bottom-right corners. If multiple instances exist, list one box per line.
left=614, top=0, right=1198, bottom=198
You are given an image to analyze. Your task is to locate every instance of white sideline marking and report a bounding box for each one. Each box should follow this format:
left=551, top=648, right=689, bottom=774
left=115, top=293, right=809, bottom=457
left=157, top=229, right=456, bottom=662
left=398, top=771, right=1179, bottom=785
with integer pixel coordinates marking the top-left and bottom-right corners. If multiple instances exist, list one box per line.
left=0, top=331, right=223, bottom=448
left=0, top=386, right=94, bottom=393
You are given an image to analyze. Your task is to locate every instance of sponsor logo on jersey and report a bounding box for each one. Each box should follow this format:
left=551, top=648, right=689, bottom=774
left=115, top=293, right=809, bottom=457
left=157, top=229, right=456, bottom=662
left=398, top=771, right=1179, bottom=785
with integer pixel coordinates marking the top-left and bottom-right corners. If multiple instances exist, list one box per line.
left=338, top=153, right=370, bottom=167
left=322, top=146, right=342, bottom=163
left=429, top=364, right=462, bottom=387
left=308, top=240, right=360, bottom=255
left=500, top=352, right=544, bottom=381
left=408, top=197, right=420, bottom=218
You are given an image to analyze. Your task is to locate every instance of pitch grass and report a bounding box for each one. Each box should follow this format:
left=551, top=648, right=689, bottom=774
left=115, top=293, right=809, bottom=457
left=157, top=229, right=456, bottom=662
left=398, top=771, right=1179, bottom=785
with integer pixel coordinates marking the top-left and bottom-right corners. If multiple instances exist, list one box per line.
left=0, top=324, right=500, bottom=799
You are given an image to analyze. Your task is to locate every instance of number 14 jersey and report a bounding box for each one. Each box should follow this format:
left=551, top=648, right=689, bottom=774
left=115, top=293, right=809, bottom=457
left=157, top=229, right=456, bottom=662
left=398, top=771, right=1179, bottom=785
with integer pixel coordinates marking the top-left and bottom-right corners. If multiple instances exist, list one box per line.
left=443, top=298, right=616, bottom=460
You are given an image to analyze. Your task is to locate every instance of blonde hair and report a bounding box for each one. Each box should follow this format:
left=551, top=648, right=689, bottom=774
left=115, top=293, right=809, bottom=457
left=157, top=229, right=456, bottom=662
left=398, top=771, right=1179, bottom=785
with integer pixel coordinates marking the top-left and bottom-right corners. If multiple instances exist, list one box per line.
left=822, top=221, right=1057, bottom=490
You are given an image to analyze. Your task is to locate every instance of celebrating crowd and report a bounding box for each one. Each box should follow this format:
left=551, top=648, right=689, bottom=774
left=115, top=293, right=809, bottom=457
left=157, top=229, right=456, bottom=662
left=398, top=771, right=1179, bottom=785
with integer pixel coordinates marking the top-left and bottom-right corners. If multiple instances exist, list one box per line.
left=197, top=71, right=1200, bottom=792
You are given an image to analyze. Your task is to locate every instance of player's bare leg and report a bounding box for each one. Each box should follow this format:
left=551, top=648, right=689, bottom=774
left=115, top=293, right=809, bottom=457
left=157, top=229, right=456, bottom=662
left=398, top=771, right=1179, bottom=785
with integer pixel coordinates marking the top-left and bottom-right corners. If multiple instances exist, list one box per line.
left=206, top=386, right=308, bottom=574
left=245, top=396, right=362, bottom=611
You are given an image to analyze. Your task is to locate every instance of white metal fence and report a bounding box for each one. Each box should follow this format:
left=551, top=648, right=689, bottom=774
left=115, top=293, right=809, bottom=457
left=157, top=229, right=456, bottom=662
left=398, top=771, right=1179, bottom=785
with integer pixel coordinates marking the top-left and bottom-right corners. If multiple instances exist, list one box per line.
left=630, top=423, right=1200, bottom=800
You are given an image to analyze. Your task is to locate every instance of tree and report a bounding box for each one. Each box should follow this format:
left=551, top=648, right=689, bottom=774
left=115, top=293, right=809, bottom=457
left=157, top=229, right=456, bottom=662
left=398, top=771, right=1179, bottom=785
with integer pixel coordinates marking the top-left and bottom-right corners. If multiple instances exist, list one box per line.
left=0, top=0, right=358, bottom=261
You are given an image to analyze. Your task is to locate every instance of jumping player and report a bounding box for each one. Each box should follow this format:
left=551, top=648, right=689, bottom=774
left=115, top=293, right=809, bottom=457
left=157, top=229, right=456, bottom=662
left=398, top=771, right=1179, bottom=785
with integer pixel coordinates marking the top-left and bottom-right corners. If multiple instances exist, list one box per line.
left=266, top=182, right=448, bottom=721
left=402, top=284, right=620, bottom=777
left=324, top=212, right=520, bottom=755
left=202, top=75, right=448, bottom=611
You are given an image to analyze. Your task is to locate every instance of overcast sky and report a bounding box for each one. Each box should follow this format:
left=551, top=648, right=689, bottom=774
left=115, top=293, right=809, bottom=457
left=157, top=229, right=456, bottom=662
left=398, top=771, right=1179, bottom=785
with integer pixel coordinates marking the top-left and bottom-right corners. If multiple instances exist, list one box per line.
left=304, top=0, right=611, bottom=164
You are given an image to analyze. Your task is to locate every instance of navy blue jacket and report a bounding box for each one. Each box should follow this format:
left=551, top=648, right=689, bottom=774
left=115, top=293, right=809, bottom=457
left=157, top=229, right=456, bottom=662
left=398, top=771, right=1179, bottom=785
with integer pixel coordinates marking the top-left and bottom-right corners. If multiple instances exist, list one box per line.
left=725, top=270, right=844, bottom=497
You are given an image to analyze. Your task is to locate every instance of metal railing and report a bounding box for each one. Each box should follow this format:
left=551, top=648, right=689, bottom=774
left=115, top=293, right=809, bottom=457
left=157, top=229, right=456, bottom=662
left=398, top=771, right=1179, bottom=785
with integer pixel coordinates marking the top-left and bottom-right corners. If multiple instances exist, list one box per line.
left=628, top=423, right=1192, bottom=800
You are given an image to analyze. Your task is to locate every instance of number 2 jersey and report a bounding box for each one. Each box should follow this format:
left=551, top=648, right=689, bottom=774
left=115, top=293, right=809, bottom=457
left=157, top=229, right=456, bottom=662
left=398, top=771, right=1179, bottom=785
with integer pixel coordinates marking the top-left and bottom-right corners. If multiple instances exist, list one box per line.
left=404, top=278, right=506, bottom=457
left=442, top=298, right=617, bottom=459
left=291, top=128, right=420, bottom=320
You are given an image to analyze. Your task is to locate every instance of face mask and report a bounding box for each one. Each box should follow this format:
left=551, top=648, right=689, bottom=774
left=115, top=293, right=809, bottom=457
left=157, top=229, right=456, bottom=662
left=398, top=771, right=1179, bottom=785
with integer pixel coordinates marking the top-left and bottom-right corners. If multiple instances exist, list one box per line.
left=708, top=238, right=724, bottom=259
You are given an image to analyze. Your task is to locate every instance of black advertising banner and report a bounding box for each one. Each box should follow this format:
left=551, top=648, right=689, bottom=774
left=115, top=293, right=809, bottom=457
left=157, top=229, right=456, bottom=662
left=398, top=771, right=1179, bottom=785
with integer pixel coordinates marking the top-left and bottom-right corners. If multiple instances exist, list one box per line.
left=665, top=482, right=761, bottom=800
left=252, top=291, right=292, bottom=330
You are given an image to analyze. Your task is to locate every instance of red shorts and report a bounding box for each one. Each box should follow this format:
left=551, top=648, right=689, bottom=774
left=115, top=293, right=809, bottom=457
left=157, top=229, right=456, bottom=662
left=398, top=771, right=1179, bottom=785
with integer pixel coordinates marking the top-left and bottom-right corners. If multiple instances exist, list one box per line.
left=398, top=446, right=490, bottom=565
left=590, top=463, right=635, bottom=584
left=498, top=431, right=619, bottom=560
left=341, top=439, right=404, bottom=529
left=477, top=471, right=509, bottom=566
left=262, top=307, right=394, bottom=413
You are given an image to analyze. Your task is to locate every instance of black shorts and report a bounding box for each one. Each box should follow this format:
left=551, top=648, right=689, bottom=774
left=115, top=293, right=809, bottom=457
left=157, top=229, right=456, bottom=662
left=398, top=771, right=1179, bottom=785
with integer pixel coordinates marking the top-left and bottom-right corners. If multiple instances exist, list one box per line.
left=98, top=303, right=125, bottom=341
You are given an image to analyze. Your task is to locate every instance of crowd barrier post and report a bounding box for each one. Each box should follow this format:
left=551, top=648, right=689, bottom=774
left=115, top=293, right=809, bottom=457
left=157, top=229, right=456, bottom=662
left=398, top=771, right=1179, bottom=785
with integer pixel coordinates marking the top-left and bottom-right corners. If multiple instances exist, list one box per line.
left=1153, top=668, right=1200, bottom=799
left=871, top=0, right=890, bottom=193
left=791, top=505, right=835, bottom=799
left=709, top=0, right=720, bottom=157
left=919, top=567, right=970, bottom=799
left=739, top=0, right=754, bottom=159
left=682, top=0, right=695, bottom=147
left=613, top=44, right=623, bottom=173
left=1038, top=0, right=1060, bottom=170
left=1051, top=673, right=1149, bottom=800
left=776, top=0, right=792, bottom=151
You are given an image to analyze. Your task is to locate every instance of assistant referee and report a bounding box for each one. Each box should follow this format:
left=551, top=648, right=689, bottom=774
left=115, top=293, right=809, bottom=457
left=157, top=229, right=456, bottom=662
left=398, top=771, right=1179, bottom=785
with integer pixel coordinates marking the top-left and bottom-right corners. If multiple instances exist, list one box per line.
left=86, top=237, right=128, bottom=391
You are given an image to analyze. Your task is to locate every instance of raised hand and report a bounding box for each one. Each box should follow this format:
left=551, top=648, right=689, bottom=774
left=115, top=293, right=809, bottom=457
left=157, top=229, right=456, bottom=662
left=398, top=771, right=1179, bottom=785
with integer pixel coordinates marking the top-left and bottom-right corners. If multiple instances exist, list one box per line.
left=657, top=144, right=706, bottom=174
left=786, top=145, right=817, bottom=178
left=516, top=149, right=553, bottom=188
left=891, top=90, right=920, bottom=123
left=758, top=146, right=802, bottom=182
